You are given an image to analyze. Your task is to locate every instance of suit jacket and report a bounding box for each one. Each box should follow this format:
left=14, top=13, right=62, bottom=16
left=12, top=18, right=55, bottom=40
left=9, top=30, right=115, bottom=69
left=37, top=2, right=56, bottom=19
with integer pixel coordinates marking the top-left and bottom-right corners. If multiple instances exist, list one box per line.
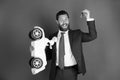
left=46, top=20, right=97, bottom=80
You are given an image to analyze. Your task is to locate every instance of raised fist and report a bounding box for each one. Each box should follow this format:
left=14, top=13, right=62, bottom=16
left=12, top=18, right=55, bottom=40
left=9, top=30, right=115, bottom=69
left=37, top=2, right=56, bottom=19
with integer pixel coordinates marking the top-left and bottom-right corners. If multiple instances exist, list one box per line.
left=81, top=9, right=91, bottom=19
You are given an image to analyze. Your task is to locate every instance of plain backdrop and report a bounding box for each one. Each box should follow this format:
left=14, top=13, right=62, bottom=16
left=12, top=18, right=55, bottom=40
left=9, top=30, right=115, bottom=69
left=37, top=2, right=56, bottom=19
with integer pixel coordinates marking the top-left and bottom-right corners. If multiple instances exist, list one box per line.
left=0, top=0, right=120, bottom=80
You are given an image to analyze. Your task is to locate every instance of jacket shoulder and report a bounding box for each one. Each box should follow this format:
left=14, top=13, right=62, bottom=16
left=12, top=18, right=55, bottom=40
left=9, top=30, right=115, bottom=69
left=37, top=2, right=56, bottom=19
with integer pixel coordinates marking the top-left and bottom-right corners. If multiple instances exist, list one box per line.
left=69, top=29, right=81, bottom=34
left=49, top=31, right=58, bottom=39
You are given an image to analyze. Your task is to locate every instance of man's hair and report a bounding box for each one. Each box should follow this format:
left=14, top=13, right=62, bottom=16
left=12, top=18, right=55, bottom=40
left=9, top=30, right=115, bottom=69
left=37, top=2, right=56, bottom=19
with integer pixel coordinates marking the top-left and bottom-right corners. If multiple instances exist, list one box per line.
left=56, top=10, right=69, bottom=20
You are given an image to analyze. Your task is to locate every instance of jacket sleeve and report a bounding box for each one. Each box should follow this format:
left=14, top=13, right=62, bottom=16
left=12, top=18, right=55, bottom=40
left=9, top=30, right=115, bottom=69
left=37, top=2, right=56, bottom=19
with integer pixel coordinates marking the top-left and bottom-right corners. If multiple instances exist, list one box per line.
left=81, top=20, right=97, bottom=42
left=45, top=46, right=52, bottom=61
left=45, top=32, right=57, bottom=61
left=45, top=34, right=53, bottom=61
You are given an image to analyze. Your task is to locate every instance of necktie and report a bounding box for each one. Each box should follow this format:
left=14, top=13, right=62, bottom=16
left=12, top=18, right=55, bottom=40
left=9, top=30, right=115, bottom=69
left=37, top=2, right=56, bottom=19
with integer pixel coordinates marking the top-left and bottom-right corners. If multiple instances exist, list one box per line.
left=58, top=32, right=65, bottom=69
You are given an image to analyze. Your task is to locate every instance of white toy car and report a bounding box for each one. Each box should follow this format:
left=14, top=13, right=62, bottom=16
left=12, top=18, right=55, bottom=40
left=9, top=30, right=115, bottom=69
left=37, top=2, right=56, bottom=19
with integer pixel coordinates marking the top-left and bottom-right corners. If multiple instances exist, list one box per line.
left=29, top=26, right=57, bottom=75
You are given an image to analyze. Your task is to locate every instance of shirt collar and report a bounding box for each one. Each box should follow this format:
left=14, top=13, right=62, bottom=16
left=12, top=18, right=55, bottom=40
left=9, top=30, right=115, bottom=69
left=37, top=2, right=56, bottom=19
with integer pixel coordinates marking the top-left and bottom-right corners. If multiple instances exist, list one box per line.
left=59, top=30, right=69, bottom=34
left=58, top=30, right=68, bottom=37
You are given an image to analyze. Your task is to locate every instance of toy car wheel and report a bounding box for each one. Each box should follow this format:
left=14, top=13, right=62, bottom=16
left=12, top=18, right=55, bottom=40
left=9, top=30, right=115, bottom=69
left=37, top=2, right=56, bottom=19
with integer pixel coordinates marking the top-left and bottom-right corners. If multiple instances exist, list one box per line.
left=29, top=28, right=43, bottom=40
left=29, top=57, right=43, bottom=69
left=33, top=28, right=42, bottom=39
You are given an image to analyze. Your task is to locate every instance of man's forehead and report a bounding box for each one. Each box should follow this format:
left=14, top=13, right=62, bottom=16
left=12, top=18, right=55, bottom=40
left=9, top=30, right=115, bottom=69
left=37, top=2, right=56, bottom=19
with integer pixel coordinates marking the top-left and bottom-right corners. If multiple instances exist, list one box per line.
left=59, top=14, right=68, bottom=18
left=58, top=15, right=69, bottom=20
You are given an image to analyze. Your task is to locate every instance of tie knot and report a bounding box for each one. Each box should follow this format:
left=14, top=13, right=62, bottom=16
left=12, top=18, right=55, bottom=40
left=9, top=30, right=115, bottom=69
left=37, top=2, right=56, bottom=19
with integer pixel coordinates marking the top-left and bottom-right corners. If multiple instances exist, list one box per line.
left=61, top=32, right=65, bottom=35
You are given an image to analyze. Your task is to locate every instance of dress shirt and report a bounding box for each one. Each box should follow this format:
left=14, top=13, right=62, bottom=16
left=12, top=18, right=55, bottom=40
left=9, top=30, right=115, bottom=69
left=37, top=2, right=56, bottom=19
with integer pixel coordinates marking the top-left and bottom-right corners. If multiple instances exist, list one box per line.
left=56, top=30, right=77, bottom=67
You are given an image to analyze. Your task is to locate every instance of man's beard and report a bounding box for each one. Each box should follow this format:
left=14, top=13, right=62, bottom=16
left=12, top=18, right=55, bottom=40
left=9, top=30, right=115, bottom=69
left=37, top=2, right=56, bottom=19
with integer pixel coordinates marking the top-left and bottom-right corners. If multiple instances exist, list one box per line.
left=58, top=23, right=70, bottom=31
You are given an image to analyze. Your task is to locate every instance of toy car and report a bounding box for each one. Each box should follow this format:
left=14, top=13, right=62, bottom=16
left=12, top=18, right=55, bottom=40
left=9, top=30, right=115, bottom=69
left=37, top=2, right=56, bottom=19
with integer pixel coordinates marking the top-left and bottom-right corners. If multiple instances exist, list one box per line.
left=29, top=26, right=57, bottom=75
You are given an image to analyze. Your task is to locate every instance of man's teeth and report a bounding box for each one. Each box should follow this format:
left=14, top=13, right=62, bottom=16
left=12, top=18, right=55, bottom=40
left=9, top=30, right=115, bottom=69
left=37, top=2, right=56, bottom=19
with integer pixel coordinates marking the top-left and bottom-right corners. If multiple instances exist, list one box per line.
left=63, top=24, right=67, bottom=26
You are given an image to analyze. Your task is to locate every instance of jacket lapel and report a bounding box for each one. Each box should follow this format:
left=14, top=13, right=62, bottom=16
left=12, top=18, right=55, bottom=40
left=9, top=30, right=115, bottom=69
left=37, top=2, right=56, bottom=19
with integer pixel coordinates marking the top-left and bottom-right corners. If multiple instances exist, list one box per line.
left=68, top=30, right=73, bottom=48
left=53, top=31, right=58, bottom=37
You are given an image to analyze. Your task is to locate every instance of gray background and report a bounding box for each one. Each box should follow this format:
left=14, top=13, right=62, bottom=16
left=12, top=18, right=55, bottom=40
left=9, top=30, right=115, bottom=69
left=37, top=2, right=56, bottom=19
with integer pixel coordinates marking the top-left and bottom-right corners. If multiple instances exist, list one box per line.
left=0, top=0, right=120, bottom=80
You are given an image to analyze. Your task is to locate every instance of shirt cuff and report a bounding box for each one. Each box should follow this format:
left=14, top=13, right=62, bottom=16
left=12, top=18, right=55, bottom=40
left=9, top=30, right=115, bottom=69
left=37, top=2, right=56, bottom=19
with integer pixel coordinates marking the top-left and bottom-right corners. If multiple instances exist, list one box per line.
left=87, top=18, right=94, bottom=21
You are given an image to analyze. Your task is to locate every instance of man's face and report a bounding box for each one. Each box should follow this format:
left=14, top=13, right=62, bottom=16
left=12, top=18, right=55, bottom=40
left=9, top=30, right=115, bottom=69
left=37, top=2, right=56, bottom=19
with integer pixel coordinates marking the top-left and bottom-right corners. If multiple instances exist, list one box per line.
left=57, top=14, right=69, bottom=31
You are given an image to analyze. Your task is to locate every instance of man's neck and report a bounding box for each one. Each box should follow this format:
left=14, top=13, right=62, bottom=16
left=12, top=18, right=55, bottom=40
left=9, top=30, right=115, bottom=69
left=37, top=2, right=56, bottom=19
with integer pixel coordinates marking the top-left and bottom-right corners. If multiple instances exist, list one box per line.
left=59, top=30, right=69, bottom=33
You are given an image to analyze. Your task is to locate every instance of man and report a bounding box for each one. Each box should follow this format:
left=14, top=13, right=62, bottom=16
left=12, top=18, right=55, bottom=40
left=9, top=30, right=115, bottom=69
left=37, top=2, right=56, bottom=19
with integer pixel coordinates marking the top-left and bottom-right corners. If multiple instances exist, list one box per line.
left=46, top=9, right=97, bottom=80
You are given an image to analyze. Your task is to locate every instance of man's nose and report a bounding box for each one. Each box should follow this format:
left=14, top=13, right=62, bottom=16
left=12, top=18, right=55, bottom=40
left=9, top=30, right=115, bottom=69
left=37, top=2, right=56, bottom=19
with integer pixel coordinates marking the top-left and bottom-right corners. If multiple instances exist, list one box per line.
left=63, top=22, right=65, bottom=24
left=63, top=20, right=67, bottom=23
